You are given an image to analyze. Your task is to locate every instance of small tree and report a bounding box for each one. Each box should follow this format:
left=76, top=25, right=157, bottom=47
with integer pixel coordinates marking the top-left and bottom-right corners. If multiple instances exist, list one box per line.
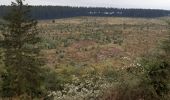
left=52, top=20, right=55, bottom=23
left=0, top=0, right=44, bottom=98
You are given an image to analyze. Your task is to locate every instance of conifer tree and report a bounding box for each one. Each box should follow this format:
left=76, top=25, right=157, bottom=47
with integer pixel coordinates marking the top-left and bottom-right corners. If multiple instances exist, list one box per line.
left=0, top=0, right=44, bottom=98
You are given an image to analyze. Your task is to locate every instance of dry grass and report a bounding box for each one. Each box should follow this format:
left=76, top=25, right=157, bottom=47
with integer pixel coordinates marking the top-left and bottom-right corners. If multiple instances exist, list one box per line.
left=38, top=16, right=169, bottom=73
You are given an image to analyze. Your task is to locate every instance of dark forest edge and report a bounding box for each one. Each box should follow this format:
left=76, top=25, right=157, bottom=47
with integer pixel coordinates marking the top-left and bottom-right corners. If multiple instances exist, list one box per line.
left=0, top=6, right=170, bottom=19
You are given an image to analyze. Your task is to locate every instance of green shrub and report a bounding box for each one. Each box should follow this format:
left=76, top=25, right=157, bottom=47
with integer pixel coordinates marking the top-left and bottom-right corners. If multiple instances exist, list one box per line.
left=42, top=68, right=72, bottom=92
left=140, top=57, right=170, bottom=99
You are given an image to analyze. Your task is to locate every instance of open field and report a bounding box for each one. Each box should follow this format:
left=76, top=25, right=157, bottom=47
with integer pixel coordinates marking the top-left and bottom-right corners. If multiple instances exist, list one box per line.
left=1, top=1, right=170, bottom=99
left=1, top=16, right=170, bottom=99
left=38, top=17, right=169, bottom=73
left=34, top=17, right=170, bottom=99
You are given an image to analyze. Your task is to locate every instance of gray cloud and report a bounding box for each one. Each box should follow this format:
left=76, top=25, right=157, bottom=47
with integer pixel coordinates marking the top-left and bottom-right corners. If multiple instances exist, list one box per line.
left=0, top=0, right=170, bottom=10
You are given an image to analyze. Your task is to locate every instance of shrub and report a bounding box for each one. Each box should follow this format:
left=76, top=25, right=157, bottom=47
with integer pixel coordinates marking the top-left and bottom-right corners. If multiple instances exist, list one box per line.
left=140, top=57, right=170, bottom=99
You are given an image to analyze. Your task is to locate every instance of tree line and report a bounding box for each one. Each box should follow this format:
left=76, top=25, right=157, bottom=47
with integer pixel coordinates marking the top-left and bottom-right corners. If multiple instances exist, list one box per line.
left=0, top=6, right=170, bottom=19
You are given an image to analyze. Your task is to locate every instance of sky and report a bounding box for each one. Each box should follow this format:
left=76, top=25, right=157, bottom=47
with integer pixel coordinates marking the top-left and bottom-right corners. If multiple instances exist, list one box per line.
left=0, top=0, right=170, bottom=10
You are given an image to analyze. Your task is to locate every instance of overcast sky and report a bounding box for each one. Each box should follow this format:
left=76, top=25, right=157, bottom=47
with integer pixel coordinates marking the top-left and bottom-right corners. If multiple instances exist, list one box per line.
left=0, top=0, right=170, bottom=10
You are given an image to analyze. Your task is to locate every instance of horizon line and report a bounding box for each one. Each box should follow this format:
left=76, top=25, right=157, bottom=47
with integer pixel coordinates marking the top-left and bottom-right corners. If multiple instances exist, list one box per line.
left=0, top=4, right=169, bottom=11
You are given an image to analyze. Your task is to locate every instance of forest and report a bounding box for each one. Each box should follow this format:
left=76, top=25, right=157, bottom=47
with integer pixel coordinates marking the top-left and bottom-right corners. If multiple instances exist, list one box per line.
left=0, top=6, right=170, bottom=19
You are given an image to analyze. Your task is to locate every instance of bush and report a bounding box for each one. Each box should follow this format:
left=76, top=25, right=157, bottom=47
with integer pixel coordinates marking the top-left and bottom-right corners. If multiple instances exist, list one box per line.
left=102, top=82, right=161, bottom=100
left=42, top=68, right=69, bottom=92
left=140, top=57, right=170, bottom=99
left=52, top=74, right=114, bottom=100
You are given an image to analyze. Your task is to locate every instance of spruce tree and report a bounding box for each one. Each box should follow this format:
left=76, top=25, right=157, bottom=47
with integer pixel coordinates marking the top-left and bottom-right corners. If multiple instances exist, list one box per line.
left=0, top=0, right=44, bottom=98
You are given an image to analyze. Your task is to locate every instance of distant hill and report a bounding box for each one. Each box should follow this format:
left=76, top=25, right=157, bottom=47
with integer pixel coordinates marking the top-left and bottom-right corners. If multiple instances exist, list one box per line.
left=0, top=6, right=170, bottom=19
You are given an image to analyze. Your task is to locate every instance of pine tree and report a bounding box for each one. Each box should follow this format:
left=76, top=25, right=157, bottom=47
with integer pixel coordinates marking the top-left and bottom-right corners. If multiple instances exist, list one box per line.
left=0, top=0, right=44, bottom=98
